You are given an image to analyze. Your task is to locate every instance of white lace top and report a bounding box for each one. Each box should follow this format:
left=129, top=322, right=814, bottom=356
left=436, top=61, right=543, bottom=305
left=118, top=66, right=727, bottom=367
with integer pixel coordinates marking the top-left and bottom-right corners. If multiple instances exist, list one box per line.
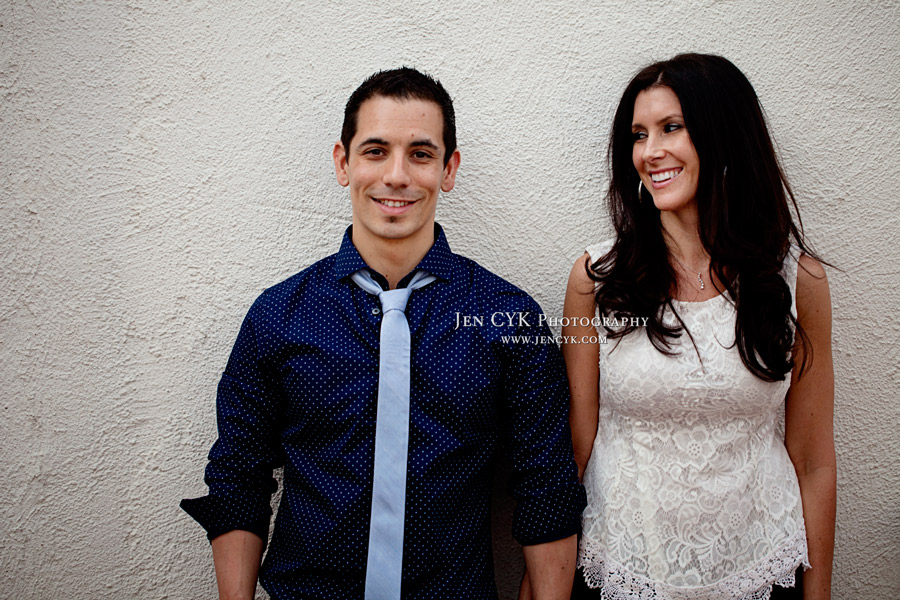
left=578, top=241, right=809, bottom=600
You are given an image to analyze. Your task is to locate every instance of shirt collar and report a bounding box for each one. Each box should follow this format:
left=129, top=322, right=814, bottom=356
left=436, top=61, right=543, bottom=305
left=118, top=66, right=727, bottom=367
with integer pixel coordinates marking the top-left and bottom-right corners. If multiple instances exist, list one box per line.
left=333, top=223, right=456, bottom=284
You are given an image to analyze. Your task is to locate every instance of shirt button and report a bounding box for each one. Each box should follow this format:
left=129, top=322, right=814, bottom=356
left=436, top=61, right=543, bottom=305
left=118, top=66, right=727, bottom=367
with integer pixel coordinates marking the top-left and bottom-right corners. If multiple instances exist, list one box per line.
left=372, top=308, right=381, bottom=315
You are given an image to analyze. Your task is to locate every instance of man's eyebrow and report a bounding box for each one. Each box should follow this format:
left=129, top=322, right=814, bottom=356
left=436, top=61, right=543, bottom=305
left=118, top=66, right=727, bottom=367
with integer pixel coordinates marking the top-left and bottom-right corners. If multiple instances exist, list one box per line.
left=356, top=137, right=389, bottom=149
left=409, top=139, right=439, bottom=150
left=355, top=137, right=439, bottom=151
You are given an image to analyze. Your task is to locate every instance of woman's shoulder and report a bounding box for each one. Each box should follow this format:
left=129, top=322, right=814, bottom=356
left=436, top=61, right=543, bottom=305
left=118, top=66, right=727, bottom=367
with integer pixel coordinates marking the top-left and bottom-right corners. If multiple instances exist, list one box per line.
left=584, top=238, right=615, bottom=264
left=784, top=245, right=826, bottom=279
left=796, top=253, right=827, bottom=281
left=572, top=239, right=615, bottom=289
left=567, top=242, right=615, bottom=306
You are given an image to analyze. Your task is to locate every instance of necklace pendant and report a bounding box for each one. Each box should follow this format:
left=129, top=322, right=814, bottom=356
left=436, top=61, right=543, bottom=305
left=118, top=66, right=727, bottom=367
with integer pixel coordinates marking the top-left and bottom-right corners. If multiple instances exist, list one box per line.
left=698, top=273, right=705, bottom=290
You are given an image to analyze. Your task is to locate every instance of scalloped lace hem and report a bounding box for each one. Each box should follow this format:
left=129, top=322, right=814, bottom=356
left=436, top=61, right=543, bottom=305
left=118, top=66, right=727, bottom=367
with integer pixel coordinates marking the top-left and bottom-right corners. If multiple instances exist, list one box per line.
left=577, top=528, right=810, bottom=600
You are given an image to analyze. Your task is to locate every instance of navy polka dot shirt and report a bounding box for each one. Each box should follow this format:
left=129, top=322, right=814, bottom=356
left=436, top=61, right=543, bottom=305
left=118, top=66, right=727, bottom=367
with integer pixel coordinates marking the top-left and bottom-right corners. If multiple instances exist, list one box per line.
left=181, top=225, right=586, bottom=599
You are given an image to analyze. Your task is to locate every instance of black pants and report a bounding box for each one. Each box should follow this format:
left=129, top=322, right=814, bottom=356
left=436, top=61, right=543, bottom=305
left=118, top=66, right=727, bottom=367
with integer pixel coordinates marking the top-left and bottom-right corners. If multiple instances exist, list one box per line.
left=571, top=567, right=803, bottom=599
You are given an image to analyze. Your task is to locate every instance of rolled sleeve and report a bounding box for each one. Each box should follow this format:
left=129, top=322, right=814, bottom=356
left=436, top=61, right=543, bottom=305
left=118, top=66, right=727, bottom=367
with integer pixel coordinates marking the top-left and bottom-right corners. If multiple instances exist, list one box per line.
left=180, top=494, right=271, bottom=543
left=181, top=295, right=283, bottom=544
left=499, top=297, right=587, bottom=545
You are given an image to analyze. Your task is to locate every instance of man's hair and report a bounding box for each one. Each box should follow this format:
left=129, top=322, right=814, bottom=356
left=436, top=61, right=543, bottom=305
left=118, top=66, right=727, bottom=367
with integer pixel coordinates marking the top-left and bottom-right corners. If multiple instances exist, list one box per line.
left=341, top=67, right=457, bottom=166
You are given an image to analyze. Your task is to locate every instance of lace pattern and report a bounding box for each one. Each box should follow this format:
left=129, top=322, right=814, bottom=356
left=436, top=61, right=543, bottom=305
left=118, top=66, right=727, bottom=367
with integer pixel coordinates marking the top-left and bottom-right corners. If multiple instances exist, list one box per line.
left=579, top=241, right=807, bottom=600
left=579, top=526, right=809, bottom=600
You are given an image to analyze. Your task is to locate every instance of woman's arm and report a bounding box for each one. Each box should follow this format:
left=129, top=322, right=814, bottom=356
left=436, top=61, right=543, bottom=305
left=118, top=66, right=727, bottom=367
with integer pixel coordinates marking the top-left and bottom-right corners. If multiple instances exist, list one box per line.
left=784, top=255, right=836, bottom=600
left=562, top=253, right=602, bottom=480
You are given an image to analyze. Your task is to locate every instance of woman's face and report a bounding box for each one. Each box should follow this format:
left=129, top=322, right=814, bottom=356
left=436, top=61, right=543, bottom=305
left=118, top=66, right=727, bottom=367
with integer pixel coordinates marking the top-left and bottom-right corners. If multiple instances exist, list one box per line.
left=631, top=86, right=700, bottom=216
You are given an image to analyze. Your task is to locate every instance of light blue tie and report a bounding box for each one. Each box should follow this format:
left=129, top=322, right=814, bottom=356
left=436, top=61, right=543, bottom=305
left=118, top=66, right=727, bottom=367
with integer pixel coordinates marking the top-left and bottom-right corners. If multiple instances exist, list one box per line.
left=351, top=268, right=436, bottom=600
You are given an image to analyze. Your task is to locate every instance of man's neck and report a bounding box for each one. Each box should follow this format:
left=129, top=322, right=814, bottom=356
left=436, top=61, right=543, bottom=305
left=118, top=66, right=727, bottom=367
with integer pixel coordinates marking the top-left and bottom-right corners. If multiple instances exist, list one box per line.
left=351, top=227, right=435, bottom=289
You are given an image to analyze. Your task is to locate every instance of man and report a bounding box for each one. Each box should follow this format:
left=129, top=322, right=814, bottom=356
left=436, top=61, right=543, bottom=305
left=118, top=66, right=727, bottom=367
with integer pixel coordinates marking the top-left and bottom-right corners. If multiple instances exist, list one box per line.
left=182, top=67, right=585, bottom=600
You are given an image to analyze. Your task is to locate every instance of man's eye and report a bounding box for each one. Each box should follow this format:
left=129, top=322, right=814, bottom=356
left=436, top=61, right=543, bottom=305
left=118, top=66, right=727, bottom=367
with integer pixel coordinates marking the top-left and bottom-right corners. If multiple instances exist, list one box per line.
left=364, top=148, right=384, bottom=156
left=413, top=151, right=432, bottom=159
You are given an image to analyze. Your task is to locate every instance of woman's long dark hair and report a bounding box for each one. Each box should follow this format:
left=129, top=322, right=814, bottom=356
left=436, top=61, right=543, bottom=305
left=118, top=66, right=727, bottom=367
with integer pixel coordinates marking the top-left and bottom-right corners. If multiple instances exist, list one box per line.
left=593, top=53, right=821, bottom=381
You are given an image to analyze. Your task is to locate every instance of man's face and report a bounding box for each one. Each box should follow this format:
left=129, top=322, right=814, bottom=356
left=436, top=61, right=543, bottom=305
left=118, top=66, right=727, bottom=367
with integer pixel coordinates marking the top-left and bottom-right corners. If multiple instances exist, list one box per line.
left=334, top=95, right=460, bottom=254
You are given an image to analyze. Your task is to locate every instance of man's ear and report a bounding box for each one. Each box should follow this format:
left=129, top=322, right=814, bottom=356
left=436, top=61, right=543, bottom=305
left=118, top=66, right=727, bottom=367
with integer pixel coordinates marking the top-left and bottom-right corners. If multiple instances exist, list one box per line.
left=334, top=142, right=349, bottom=187
left=441, top=149, right=461, bottom=193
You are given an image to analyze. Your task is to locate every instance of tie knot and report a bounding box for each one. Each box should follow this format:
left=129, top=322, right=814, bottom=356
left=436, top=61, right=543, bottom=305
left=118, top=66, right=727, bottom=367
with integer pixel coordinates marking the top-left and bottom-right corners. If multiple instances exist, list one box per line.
left=379, top=288, right=413, bottom=314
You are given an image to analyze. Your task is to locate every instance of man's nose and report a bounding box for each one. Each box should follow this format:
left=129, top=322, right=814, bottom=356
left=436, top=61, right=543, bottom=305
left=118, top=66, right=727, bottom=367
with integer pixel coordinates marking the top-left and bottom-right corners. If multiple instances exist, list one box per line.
left=383, top=154, right=411, bottom=187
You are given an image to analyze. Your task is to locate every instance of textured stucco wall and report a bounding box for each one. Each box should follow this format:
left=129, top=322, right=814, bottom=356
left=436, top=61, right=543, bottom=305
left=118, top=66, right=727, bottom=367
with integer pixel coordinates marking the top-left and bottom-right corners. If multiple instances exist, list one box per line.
left=2, top=1, right=898, bottom=598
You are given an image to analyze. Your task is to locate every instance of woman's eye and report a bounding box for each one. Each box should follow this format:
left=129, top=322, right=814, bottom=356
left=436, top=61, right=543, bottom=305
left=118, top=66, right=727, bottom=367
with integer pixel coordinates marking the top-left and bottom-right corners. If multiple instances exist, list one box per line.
left=664, top=123, right=683, bottom=133
left=632, top=131, right=647, bottom=142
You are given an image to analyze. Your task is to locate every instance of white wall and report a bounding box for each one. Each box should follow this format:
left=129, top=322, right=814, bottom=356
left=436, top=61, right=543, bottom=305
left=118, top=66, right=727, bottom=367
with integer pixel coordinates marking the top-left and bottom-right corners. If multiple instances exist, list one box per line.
left=2, top=1, right=898, bottom=598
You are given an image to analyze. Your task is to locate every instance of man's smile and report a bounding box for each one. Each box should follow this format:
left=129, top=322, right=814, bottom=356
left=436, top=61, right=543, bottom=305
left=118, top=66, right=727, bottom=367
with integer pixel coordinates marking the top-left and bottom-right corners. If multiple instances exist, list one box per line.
left=373, top=197, right=417, bottom=208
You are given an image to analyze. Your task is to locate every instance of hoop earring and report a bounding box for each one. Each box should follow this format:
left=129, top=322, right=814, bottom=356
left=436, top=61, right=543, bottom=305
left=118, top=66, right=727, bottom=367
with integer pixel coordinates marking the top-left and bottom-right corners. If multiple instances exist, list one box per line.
left=638, top=179, right=644, bottom=200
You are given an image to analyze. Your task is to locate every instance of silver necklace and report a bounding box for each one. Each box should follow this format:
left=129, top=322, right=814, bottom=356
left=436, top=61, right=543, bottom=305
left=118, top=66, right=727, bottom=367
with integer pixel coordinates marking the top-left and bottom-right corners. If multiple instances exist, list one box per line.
left=670, top=254, right=707, bottom=290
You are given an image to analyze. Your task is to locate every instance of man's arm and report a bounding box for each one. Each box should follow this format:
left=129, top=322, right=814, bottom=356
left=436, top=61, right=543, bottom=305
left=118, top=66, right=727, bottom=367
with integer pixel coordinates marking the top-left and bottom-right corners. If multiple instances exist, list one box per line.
left=211, top=530, right=264, bottom=600
left=520, top=535, right=577, bottom=600
left=497, top=288, right=586, bottom=599
left=518, top=257, right=598, bottom=599
left=181, top=296, right=282, bottom=596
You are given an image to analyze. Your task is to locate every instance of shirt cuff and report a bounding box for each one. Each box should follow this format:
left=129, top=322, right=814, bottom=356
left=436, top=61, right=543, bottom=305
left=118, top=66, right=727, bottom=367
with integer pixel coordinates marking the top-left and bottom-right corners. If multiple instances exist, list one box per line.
left=512, top=484, right=587, bottom=546
left=180, top=494, right=271, bottom=545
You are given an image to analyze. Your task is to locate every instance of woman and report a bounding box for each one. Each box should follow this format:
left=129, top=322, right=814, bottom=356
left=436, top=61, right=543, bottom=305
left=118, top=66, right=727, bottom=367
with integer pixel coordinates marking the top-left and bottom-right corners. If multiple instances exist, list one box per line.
left=564, top=54, right=835, bottom=599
